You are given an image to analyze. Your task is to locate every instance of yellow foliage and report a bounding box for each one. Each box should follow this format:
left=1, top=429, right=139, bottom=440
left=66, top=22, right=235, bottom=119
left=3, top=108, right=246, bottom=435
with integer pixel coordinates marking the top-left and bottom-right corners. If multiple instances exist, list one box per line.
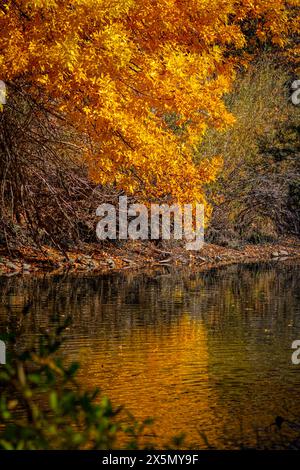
left=0, top=0, right=298, bottom=205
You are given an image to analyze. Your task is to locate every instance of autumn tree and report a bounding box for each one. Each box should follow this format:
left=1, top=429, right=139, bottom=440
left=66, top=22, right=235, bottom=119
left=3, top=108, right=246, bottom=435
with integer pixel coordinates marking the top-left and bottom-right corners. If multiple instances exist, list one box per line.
left=0, top=0, right=299, bottom=213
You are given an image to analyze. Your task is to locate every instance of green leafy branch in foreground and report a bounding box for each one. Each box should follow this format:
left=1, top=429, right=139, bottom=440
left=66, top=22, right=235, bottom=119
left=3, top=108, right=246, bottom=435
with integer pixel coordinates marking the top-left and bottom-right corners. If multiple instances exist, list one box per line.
left=0, top=321, right=154, bottom=450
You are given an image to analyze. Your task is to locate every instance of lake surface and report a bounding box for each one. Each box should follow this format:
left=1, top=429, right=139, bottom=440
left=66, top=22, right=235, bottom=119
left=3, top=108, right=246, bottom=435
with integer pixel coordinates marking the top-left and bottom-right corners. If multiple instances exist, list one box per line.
left=1, top=261, right=300, bottom=448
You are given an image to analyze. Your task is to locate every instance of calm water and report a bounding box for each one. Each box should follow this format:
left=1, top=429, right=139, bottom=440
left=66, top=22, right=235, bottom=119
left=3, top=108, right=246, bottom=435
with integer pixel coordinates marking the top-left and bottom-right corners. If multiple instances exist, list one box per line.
left=1, top=261, right=300, bottom=448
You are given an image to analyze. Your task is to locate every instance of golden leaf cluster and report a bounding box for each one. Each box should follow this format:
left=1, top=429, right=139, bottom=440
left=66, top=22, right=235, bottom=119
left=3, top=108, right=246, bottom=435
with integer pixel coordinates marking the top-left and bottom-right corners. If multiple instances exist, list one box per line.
left=0, top=0, right=298, bottom=206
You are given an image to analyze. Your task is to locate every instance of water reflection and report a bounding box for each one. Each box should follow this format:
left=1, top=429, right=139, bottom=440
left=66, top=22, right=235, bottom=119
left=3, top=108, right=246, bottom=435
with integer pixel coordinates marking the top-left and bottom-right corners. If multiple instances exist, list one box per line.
left=0, top=261, right=300, bottom=447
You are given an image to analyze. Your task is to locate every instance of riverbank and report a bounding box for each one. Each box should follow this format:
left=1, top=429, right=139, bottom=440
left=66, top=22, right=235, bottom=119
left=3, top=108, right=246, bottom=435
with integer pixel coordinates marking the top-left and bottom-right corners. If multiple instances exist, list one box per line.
left=0, top=236, right=299, bottom=276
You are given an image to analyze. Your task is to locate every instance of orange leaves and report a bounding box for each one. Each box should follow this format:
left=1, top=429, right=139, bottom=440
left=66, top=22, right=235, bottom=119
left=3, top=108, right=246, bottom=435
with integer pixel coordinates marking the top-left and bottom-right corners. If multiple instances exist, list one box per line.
left=0, top=0, right=298, bottom=207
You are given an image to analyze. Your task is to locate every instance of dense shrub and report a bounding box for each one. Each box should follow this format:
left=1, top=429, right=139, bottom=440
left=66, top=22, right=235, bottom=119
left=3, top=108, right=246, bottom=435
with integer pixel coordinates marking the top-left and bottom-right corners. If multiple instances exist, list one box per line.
left=200, top=57, right=300, bottom=244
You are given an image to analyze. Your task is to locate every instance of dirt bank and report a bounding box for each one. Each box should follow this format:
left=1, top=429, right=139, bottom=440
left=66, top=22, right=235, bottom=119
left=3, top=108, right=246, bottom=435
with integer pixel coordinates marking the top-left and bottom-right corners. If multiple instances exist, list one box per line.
left=0, top=236, right=299, bottom=277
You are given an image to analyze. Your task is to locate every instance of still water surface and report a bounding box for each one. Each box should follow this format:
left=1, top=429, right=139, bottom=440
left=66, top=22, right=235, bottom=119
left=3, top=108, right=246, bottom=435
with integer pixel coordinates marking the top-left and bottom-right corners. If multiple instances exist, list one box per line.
left=1, top=261, right=300, bottom=447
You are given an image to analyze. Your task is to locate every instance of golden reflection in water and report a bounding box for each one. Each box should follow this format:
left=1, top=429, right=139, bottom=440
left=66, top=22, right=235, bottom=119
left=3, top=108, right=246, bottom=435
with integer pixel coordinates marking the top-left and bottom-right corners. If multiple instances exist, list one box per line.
left=77, top=313, right=224, bottom=447
left=1, top=261, right=300, bottom=448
